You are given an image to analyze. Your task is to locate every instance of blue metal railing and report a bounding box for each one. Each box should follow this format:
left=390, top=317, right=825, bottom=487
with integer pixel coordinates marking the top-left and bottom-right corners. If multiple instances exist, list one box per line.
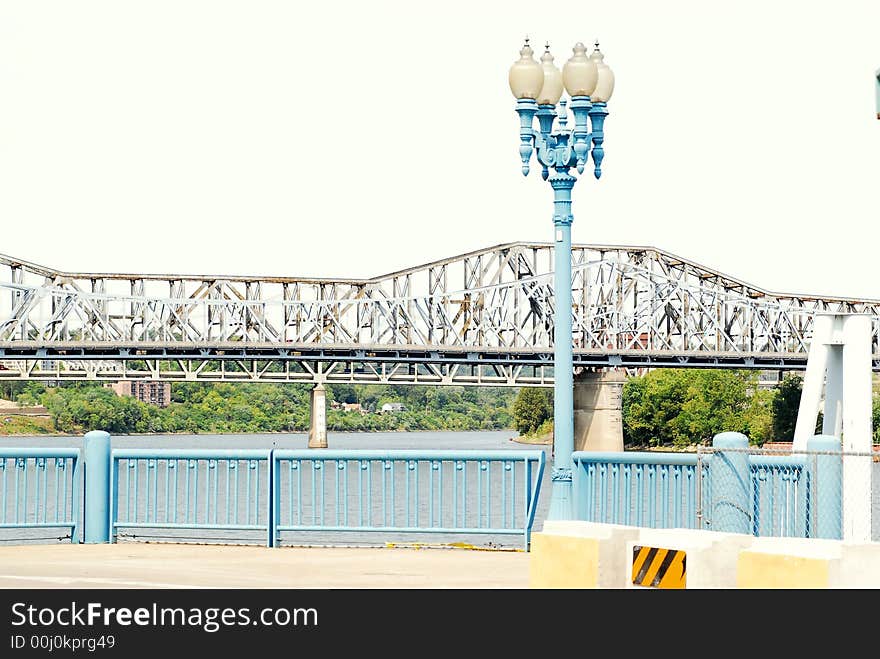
left=572, top=448, right=839, bottom=539
left=749, top=456, right=808, bottom=538
left=106, top=448, right=545, bottom=549
left=271, top=450, right=545, bottom=550
left=110, top=449, right=273, bottom=545
left=4, top=436, right=843, bottom=547
left=572, top=451, right=699, bottom=529
left=0, top=448, right=82, bottom=542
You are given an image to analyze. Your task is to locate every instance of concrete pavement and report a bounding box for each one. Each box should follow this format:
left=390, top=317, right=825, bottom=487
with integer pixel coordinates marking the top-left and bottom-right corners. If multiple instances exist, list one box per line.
left=0, top=543, right=530, bottom=589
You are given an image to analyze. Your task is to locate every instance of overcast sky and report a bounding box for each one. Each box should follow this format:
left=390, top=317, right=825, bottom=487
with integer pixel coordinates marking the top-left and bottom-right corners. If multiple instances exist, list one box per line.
left=1, top=1, right=878, bottom=299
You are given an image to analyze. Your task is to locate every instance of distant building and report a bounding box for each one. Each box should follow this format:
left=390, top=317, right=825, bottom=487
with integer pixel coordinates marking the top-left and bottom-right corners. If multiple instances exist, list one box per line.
left=380, top=402, right=405, bottom=413
left=342, top=403, right=365, bottom=413
left=106, top=381, right=171, bottom=407
left=756, top=370, right=785, bottom=390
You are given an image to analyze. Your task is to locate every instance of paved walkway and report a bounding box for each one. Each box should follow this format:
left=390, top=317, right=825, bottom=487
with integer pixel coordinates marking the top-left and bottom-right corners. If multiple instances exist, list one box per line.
left=0, top=543, right=530, bottom=589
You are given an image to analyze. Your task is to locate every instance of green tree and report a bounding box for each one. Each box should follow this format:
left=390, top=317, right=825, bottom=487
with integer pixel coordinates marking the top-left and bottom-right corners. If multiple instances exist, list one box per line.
left=512, top=388, right=552, bottom=435
left=11, top=381, right=519, bottom=436
left=873, top=395, right=880, bottom=444
left=772, top=375, right=803, bottom=442
left=743, top=388, right=776, bottom=446
left=14, top=382, right=47, bottom=406
left=622, top=369, right=690, bottom=447
left=0, top=381, right=28, bottom=401
left=622, top=369, right=758, bottom=447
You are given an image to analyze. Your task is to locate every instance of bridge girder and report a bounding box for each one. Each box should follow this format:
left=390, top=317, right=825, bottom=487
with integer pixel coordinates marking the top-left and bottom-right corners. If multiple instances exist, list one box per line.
left=1, top=243, right=878, bottom=384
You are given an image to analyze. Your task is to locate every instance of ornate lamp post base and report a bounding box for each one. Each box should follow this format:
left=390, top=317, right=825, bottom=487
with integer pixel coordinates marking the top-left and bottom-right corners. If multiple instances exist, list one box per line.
left=548, top=468, right=574, bottom=520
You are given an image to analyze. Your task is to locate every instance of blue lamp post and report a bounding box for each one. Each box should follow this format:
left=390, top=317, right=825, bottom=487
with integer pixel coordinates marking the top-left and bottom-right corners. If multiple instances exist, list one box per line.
left=509, top=38, right=615, bottom=519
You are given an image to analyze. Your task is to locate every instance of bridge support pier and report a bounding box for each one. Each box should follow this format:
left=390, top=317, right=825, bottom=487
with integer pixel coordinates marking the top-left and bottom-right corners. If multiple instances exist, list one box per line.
left=573, top=369, right=625, bottom=452
left=308, top=383, right=328, bottom=449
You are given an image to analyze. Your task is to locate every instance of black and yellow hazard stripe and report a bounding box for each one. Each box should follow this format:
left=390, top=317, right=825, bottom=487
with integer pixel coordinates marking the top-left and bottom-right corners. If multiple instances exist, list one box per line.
left=631, top=545, right=686, bottom=589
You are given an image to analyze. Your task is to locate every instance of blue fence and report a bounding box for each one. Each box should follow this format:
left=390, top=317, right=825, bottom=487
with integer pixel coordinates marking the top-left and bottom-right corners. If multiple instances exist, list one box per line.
left=572, top=439, right=846, bottom=540
left=572, top=451, right=700, bottom=529
left=0, top=441, right=546, bottom=550
left=0, top=448, right=82, bottom=542
left=2, top=432, right=850, bottom=548
left=271, top=450, right=545, bottom=550
left=749, top=456, right=809, bottom=538
left=98, top=444, right=547, bottom=549
left=110, top=449, right=273, bottom=546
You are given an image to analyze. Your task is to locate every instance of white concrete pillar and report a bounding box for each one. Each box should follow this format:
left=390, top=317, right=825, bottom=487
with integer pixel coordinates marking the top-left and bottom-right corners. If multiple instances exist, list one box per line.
left=308, top=383, right=328, bottom=449
left=793, top=315, right=831, bottom=450
left=792, top=313, right=874, bottom=543
left=822, top=346, right=844, bottom=437
left=841, top=315, right=873, bottom=542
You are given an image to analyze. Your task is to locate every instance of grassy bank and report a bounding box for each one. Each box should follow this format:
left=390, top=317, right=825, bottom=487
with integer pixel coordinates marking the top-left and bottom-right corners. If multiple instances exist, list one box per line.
left=512, top=419, right=552, bottom=445
left=0, top=416, right=56, bottom=435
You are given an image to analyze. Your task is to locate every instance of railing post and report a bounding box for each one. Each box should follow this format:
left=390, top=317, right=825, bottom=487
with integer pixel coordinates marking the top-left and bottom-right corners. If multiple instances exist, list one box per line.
left=83, top=430, right=111, bottom=544
left=806, top=434, right=842, bottom=539
left=709, top=432, right=751, bottom=534
left=268, top=449, right=278, bottom=548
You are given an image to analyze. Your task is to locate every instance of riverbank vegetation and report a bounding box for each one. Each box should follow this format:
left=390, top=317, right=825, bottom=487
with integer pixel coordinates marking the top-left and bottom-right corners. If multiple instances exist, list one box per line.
left=1, top=382, right=517, bottom=435
left=2, top=372, right=877, bottom=444
left=513, top=371, right=880, bottom=448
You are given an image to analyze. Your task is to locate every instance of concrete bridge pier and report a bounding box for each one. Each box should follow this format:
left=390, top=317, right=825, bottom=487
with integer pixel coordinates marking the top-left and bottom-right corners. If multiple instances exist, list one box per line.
left=573, top=369, right=625, bottom=452
left=308, top=383, right=328, bottom=448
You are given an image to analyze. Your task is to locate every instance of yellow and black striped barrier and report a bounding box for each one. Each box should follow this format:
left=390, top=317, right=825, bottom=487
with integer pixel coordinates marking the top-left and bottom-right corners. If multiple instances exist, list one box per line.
left=631, top=545, right=687, bottom=589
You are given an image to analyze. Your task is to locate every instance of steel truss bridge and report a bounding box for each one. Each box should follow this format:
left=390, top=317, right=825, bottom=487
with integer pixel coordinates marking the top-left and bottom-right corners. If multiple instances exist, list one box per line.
left=1, top=243, right=878, bottom=387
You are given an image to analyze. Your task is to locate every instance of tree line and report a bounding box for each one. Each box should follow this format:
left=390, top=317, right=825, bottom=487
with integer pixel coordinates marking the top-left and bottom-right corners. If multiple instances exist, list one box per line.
left=510, top=370, right=880, bottom=447
left=1, top=381, right=516, bottom=435
left=3, top=371, right=879, bottom=444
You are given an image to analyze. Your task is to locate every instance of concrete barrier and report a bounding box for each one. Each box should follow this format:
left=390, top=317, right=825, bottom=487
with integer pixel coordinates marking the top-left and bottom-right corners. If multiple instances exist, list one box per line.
left=530, top=521, right=880, bottom=589
left=626, top=528, right=753, bottom=589
left=529, top=520, right=641, bottom=589
left=737, top=537, right=880, bottom=588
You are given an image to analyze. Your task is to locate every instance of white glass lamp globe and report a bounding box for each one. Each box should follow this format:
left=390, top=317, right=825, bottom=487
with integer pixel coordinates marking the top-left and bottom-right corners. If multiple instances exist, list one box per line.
left=589, top=45, right=615, bottom=102
left=562, top=42, right=598, bottom=97
left=508, top=39, right=544, bottom=99
left=537, top=47, right=564, bottom=105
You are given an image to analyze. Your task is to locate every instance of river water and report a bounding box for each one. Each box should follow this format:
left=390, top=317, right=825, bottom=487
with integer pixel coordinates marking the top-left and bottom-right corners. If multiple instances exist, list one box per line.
left=1, top=431, right=877, bottom=546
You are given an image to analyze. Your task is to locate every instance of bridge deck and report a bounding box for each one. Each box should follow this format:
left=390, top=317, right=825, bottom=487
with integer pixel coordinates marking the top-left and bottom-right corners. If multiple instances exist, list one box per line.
left=0, top=542, right=529, bottom=588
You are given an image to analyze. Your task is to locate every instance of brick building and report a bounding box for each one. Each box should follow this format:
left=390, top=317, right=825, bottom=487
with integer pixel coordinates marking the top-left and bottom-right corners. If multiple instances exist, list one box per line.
left=106, top=381, right=171, bottom=407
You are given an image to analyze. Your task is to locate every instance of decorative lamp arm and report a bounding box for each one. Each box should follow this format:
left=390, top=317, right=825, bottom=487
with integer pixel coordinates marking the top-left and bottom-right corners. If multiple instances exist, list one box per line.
left=588, top=102, right=608, bottom=179
left=515, top=99, right=538, bottom=175
left=568, top=95, right=592, bottom=174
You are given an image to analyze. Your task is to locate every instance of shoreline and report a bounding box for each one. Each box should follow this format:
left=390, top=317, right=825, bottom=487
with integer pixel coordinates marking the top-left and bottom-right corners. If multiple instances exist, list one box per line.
left=0, top=428, right=519, bottom=438
left=509, top=434, right=552, bottom=446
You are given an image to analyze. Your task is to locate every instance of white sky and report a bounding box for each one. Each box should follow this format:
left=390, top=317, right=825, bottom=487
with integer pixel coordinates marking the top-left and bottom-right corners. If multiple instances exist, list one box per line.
left=1, top=1, right=879, bottom=298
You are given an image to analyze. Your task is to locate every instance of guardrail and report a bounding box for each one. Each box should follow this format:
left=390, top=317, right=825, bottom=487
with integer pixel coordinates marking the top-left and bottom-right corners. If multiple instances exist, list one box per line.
left=49, top=435, right=541, bottom=549
left=572, top=434, right=855, bottom=540
left=4, top=431, right=858, bottom=548
left=0, top=436, right=546, bottom=550
left=110, top=449, right=273, bottom=545
left=748, top=456, right=808, bottom=537
left=0, top=448, right=81, bottom=542
left=271, top=450, right=545, bottom=550
left=572, top=451, right=700, bottom=529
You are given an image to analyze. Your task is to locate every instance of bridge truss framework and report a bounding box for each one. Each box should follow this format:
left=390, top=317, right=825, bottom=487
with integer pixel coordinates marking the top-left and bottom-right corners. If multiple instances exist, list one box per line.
left=1, top=243, right=878, bottom=386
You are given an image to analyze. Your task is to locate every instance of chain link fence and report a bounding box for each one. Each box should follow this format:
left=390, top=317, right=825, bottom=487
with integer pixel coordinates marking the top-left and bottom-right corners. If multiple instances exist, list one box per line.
left=696, top=445, right=878, bottom=541
left=573, top=443, right=879, bottom=541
